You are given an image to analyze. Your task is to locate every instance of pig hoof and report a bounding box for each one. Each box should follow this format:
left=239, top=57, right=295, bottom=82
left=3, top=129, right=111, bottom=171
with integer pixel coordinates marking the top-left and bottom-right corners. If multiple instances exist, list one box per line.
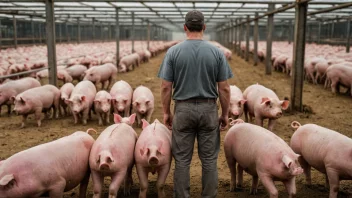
left=250, top=189, right=258, bottom=195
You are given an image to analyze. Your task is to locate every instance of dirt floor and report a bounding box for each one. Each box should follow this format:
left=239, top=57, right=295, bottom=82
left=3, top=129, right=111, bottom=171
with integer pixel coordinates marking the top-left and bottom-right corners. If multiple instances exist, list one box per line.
left=1, top=50, right=352, bottom=198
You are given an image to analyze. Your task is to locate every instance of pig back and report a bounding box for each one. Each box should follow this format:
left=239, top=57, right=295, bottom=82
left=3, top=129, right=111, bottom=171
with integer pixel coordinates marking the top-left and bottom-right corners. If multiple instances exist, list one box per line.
left=71, top=81, right=97, bottom=102
left=132, top=86, right=154, bottom=102
left=2, top=77, right=41, bottom=95
left=110, top=80, right=133, bottom=97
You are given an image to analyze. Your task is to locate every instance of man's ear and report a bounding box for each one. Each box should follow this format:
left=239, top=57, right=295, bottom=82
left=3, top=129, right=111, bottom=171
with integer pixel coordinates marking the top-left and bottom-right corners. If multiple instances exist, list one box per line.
left=203, top=24, right=206, bottom=31
left=184, top=24, right=188, bottom=32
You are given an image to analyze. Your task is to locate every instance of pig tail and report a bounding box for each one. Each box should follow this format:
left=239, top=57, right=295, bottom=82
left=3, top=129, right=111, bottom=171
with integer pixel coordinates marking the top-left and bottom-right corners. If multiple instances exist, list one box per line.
left=229, top=118, right=245, bottom=126
left=86, top=128, right=98, bottom=135
left=291, top=121, right=301, bottom=129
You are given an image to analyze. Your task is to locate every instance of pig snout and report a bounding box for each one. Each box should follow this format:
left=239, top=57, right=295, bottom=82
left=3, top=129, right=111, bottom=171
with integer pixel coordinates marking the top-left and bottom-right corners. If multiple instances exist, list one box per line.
left=232, top=110, right=239, bottom=116
left=276, top=111, right=282, bottom=118
left=117, top=105, right=125, bottom=112
left=99, top=163, right=110, bottom=171
left=290, top=166, right=304, bottom=176
left=148, top=156, right=159, bottom=166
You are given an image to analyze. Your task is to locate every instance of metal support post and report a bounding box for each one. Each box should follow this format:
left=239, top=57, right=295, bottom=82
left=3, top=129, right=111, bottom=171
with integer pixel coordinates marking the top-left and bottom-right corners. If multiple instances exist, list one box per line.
left=131, top=12, right=135, bottom=52
left=318, top=21, right=321, bottom=44
left=253, top=12, right=259, bottom=66
left=13, top=16, right=17, bottom=49
left=92, top=18, right=95, bottom=42
left=238, top=18, right=242, bottom=56
left=347, top=18, right=351, bottom=53
left=45, top=0, right=57, bottom=86
left=147, top=20, right=150, bottom=49
left=31, top=16, right=35, bottom=44
left=265, top=3, right=275, bottom=75
left=290, top=0, right=308, bottom=112
left=115, top=8, right=120, bottom=65
left=234, top=19, right=237, bottom=53
left=245, top=15, right=250, bottom=62
left=77, top=18, right=81, bottom=44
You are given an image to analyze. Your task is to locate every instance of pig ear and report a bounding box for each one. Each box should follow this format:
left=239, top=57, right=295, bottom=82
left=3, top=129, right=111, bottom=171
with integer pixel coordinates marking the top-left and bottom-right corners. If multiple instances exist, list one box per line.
left=129, top=113, right=136, bottom=125
left=81, top=96, right=86, bottom=101
left=0, top=174, right=14, bottom=186
left=65, top=99, right=73, bottom=105
left=240, top=99, right=247, bottom=105
left=261, top=97, right=271, bottom=106
left=146, top=100, right=150, bottom=104
left=113, top=113, right=122, bottom=124
left=20, top=97, right=25, bottom=104
left=142, top=119, right=150, bottom=129
left=140, top=147, right=149, bottom=156
left=282, top=155, right=293, bottom=168
left=281, top=100, right=290, bottom=110
left=10, top=96, right=16, bottom=103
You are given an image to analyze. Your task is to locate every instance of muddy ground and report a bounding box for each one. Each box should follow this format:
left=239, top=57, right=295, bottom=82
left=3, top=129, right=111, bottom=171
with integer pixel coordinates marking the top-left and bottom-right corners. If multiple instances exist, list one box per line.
left=1, top=50, right=351, bottom=198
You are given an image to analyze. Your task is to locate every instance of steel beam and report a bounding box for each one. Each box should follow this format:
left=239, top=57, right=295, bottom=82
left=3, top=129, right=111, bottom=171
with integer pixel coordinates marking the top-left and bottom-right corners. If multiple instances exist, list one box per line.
left=66, top=23, right=69, bottom=42
left=265, top=3, right=275, bottom=75
left=31, top=16, right=35, bottom=44
left=317, top=21, right=321, bottom=44
left=230, top=20, right=234, bottom=50
left=245, top=15, right=250, bottom=62
left=330, top=21, right=334, bottom=39
left=291, top=0, right=308, bottom=112
left=0, top=19, right=2, bottom=48
left=100, top=22, right=103, bottom=41
left=115, top=8, right=120, bottom=66
left=59, top=22, right=62, bottom=43
left=147, top=21, right=150, bottom=48
left=347, top=18, right=351, bottom=53
left=253, top=12, right=259, bottom=66
left=234, top=19, right=237, bottom=53
left=308, top=2, right=352, bottom=16
left=13, top=16, right=17, bottom=49
left=45, top=0, right=57, bottom=86
left=288, top=20, right=293, bottom=44
left=39, top=22, right=42, bottom=43
left=92, top=18, right=95, bottom=41
left=238, top=18, right=242, bottom=56
left=132, top=12, right=135, bottom=52
left=77, top=18, right=81, bottom=44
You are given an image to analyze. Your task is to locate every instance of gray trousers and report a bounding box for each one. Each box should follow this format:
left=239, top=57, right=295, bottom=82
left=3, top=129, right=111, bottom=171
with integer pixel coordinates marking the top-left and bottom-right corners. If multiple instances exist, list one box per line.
left=172, top=101, right=220, bottom=198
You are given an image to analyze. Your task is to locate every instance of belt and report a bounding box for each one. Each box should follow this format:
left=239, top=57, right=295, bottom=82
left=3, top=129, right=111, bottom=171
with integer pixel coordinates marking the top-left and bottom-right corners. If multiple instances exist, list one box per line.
left=175, top=98, right=216, bottom=103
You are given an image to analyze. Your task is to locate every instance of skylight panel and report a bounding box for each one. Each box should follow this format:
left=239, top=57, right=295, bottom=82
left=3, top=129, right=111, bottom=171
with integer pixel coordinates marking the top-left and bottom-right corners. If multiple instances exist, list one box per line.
left=175, top=3, right=193, bottom=7
left=54, top=2, right=82, bottom=6
left=0, top=3, right=13, bottom=6
left=195, top=3, right=218, bottom=8
left=144, top=2, right=174, bottom=7
left=14, top=2, right=45, bottom=6
left=82, top=2, right=112, bottom=7
left=123, top=8, right=150, bottom=11
left=112, top=2, right=144, bottom=7
left=243, top=4, right=269, bottom=8
left=219, top=3, right=242, bottom=8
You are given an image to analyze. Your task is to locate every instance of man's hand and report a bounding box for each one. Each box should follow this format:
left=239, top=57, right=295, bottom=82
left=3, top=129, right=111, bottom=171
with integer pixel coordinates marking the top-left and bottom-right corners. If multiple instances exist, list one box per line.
left=219, top=114, right=229, bottom=131
left=163, top=113, right=173, bottom=130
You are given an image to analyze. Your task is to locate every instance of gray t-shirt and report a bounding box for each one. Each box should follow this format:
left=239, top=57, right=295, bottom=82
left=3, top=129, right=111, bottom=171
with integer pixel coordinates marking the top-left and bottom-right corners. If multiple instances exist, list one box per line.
left=157, top=40, right=233, bottom=100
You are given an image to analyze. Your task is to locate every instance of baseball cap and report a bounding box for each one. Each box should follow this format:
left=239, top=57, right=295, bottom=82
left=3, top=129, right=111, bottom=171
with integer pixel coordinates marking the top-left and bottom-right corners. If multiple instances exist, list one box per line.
left=185, top=10, right=204, bottom=26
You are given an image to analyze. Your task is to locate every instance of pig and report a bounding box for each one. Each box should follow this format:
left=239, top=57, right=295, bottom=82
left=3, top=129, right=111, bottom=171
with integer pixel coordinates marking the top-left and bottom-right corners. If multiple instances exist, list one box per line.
left=224, top=120, right=303, bottom=198
left=0, top=130, right=94, bottom=198
left=285, top=57, right=293, bottom=76
left=229, top=85, right=247, bottom=119
left=132, top=85, right=155, bottom=127
left=13, top=85, right=60, bottom=128
left=273, top=55, right=289, bottom=73
left=144, top=50, right=151, bottom=62
left=135, top=119, right=172, bottom=198
left=0, top=77, right=41, bottom=116
left=60, top=83, right=75, bottom=116
left=314, top=60, right=330, bottom=84
left=65, top=64, right=87, bottom=81
left=65, top=81, right=97, bottom=125
left=243, top=84, right=289, bottom=131
left=110, top=80, right=133, bottom=117
left=290, top=121, right=352, bottom=198
left=94, top=90, right=112, bottom=126
left=89, top=114, right=137, bottom=197
left=324, top=64, right=352, bottom=96
left=83, top=63, right=117, bottom=90
left=57, top=69, right=73, bottom=83
left=118, top=53, right=140, bottom=72
left=114, top=113, right=136, bottom=126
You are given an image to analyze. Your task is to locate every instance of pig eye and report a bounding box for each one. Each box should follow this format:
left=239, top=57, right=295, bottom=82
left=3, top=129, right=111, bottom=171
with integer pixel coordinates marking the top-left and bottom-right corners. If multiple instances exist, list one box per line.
left=90, top=74, right=93, bottom=76
left=123, top=99, right=127, bottom=104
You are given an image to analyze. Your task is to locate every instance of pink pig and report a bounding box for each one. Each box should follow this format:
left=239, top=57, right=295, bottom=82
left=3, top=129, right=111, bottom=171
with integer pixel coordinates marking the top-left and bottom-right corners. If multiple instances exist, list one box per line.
left=83, top=63, right=117, bottom=90
left=0, top=131, right=94, bottom=197
left=132, top=85, right=155, bottom=127
left=229, top=85, right=246, bottom=119
left=243, top=84, right=289, bottom=131
left=113, top=113, right=136, bottom=126
left=89, top=114, right=137, bottom=197
left=224, top=120, right=303, bottom=197
left=94, top=90, right=112, bottom=126
left=60, top=83, right=75, bottom=116
left=65, top=64, right=87, bottom=82
left=13, top=85, right=60, bottom=128
left=134, top=119, right=172, bottom=198
left=0, top=77, right=41, bottom=116
left=65, top=81, right=97, bottom=125
left=290, top=121, right=352, bottom=198
left=110, top=80, right=133, bottom=117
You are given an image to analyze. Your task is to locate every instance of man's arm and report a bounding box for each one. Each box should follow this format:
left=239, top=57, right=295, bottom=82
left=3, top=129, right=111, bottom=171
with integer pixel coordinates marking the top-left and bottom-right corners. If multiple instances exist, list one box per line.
left=161, top=80, right=173, bottom=129
left=218, top=80, right=230, bottom=130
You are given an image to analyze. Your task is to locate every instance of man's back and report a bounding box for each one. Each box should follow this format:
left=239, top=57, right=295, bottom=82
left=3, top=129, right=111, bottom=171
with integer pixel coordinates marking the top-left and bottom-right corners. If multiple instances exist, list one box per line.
left=159, top=40, right=231, bottom=100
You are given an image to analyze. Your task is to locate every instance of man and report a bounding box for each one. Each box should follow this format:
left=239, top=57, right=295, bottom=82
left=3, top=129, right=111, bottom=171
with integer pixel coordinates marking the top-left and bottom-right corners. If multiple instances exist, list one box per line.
left=158, top=10, right=233, bottom=198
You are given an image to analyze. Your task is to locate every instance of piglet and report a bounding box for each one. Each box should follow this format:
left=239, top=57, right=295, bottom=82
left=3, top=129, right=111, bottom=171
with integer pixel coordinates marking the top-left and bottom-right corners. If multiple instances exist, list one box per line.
left=224, top=120, right=303, bottom=197
left=243, top=84, right=289, bottom=131
left=0, top=77, right=40, bottom=116
left=290, top=121, right=352, bottom=198
left=65, top=64, right=87, bottom=82
left=94, top=90, right=112, bottom=126
left=65, top=81, right=97, bottom=125
left=229, top=85, right=246, bottom=119
left=83, top=63, right=117, bottom=90
left=89, top=114, right=137, bottom=197
left=135, top=119, right=172, bottom=198
left=0, top=130, right=94, bottom=197
left=114, top=113, right=136, bottom=126
left=110, top=80, right=133, bottom=117
left=132, top=85, right=154, bottom=127
left=13, top=85, right=60, bottom=128
left=60, top=83, right=75, bottom=116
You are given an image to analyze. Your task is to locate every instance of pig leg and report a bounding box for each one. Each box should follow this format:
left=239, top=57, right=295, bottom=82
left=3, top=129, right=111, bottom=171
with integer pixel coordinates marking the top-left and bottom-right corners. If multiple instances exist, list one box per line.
left=258, top=174, right=278, bottom=198
left=298, top=157, right=312, bottom=185
left=35, top=109, right=43, bottom=127
left=7, top=104, right=11, bottom=116
left=283, top=177, right=297, bottom=198
left=244, top=105, right=249, bottom=122
left=255, top=116, right=264, bottom=128
left=237, top=164, right=244, bottom=188
left=109, top=170, right=127, bottom=198
left=136, top=164, right=149, bottom=198
left=250, top=176, right=259, bottom=195
left=105, top=111, right=110, bottom=125
left=73, top=112, right=78, bottom=124
left=156, top=164, right=171, bottom=198
left=48, top=180, right=66, bottom=198
left=79, top=170, right=90, bottom=198
left=91, top=170, right=104, bottom=198
left=146, top=109, right=154, bottom=123
left=326, top=169, right=340, bottom=198
left=124, top=165, right=133, bottom=196
left=136, top=112, right=142, bottom=127
left=107, top=77, right=113, bottom=90
left=224, top=150, right=237, bottom=191
left=82, top=108, right=89, bottom=125
left=20, top=114, right=28, bottom=128
left=124, top=107, right=130, bottom=117
left=98, top=112, right=103, bottom=126
left=268, top=119, right=276, bottom=131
